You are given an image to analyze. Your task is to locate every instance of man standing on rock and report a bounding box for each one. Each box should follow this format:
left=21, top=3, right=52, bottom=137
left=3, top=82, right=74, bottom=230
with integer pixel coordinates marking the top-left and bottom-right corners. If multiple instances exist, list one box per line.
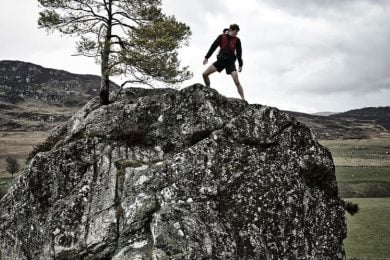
left=202, top=24, right=245, bottom=100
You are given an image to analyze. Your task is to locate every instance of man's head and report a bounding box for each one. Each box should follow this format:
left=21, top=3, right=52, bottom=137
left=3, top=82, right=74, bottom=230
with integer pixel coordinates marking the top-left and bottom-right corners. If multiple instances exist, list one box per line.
left=229, top=24, right=240, bottom=36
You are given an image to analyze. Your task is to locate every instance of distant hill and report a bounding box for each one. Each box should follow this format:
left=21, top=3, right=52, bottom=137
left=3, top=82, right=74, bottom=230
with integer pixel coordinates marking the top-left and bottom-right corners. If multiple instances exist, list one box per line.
left=311, top=112, right=339, bottom=116
left=0, top=60, right=115, bottom=105
left=0, top=60, right=388, bottom=139
left=286, top=107, right=390, bottom=139
left=0, top=60, right=118, bottom=131
left=332, top=106, right=390, bottom=130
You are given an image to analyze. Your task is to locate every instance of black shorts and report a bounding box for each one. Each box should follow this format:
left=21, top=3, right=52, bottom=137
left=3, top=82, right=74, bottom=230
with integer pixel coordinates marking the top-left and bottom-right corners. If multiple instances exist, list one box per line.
left=213, top=59, right=236, bottom=75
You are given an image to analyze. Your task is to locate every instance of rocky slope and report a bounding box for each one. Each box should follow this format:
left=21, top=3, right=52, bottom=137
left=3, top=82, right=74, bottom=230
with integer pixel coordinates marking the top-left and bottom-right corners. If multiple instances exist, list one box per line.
left=0, top=60, right=103, bottom=105
left=0, top=60, right=118, bottom=131
left=0, top=84, right=346, bottom=259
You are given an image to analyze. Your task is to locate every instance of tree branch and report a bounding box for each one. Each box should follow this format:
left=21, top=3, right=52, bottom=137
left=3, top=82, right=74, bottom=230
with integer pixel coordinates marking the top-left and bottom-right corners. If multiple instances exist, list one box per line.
left=60, top=3, right=108, bottom=23
left=111, top=79, right=154, bottom=102
left=111, top=19, right=136, bottom=30
left=71, top=53, right=99, bottom=58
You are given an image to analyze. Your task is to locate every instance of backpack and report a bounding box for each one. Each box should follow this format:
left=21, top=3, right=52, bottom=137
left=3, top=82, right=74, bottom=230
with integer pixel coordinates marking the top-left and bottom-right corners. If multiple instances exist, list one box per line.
left=217, top=34, right=237, bottom=62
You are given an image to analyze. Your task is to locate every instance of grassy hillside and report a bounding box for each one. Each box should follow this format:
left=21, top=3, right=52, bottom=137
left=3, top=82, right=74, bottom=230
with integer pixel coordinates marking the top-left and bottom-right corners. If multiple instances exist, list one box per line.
left=287, top=111, right=389, bottom=140
left=333, top=106, right=390, bottom=130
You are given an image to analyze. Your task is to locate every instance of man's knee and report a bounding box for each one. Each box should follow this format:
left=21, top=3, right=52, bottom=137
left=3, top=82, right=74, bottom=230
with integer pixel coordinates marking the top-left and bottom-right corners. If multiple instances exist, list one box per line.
left=205, top=65, right=218, bottom=76
left=233, top=76, right=239, bottom=84
left=231, top=74, right=240, bottom=85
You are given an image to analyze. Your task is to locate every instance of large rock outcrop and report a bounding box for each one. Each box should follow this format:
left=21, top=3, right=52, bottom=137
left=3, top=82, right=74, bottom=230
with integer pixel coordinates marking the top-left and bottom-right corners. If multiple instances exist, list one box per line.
left=0, top=84, right=346, bottom=259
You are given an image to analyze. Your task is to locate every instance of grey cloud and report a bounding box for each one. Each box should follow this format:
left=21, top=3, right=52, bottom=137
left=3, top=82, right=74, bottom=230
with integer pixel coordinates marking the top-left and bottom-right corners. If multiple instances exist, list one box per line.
left=1, top=0, right=389, bottom=113
left=262, top=0, right=389, bottom=17
left=162, top=0, right=390, bottom=111
left=163, top=0, right=229, bottom=29
left=243, top=0, right=390, bottom=96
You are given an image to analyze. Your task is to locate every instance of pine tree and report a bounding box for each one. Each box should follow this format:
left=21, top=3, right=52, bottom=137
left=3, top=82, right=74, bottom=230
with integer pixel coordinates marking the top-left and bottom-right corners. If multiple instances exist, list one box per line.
left=38, top=0, right=192, bottom=105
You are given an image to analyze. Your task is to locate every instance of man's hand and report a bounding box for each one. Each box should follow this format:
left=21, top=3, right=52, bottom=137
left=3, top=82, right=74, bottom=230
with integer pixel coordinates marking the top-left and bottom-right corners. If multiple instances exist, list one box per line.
left=238, top=66, right=243, bottom=72
left=203, top=58, right=208, bottom=65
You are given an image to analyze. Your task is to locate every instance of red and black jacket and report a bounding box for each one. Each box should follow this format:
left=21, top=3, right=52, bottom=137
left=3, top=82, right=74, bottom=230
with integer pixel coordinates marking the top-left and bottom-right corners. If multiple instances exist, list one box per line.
left=205, top=34, right=243, bottom=67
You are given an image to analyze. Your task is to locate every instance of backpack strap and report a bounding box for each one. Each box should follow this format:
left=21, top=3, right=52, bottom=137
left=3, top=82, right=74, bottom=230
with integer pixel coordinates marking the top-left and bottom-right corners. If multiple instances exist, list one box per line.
left=229, top=36, right=237, bottom=52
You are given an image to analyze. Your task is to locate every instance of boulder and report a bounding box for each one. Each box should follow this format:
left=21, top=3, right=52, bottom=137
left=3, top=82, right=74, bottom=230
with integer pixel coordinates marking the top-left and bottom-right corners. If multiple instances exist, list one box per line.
left=0, top=84, right=346, bottom=259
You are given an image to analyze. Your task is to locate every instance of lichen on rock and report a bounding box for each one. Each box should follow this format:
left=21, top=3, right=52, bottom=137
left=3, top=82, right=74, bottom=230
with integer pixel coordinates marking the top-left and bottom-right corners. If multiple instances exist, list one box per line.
left=0, top=84, right=346, bottom=259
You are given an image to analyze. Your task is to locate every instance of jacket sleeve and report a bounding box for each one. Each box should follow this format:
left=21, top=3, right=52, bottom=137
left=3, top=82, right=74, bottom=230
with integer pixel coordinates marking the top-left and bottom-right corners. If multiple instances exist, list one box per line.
left=205, top=35, right=222, bottom=59
left=236, top=38, right=243, bottom=67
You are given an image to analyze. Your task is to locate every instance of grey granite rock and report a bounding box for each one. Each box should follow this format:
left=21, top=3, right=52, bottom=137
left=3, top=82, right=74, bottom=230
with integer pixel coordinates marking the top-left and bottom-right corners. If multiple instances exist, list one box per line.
left=0, top=84, right=346, bottom=259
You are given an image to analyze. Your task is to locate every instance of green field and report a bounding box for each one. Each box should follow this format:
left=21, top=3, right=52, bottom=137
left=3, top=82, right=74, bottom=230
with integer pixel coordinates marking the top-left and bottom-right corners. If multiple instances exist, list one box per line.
left=320, top=138, right=390, bottom=167
left=0, top=131, right=48, bottom=176
left=320, top=138, right=390, bottom=198
left=336, top=167, right=390, bottom=182
left=336, top=166, right=390, bottom=198
left=344, top=198, right=390, bottom=259
left=0, top=131, right=47, bottom=200
left=321, top=138, right=390, bottom=259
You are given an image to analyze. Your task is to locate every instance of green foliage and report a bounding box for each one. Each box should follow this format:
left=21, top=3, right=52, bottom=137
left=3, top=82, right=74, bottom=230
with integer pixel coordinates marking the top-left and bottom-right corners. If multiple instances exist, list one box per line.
left=344, top=200, right=360, bottom=216
left=114, top=15, right=192, bottom=84
left=38, top=0, right=192, bottom=104
left=76, top=36, right=97, bottom=54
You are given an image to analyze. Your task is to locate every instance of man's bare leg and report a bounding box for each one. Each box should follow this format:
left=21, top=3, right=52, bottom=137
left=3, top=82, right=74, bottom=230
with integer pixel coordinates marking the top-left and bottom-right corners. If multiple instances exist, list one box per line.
left=231, top=71, right=245, bottom=100
left=202, top=65, right=218, bottom=87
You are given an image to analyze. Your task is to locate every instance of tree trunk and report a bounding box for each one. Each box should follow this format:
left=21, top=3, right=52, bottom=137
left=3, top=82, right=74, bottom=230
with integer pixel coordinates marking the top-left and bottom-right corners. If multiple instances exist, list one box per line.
left=99, top=1, right=113, bottom=105
left=100, top=63, right=110, bottom=105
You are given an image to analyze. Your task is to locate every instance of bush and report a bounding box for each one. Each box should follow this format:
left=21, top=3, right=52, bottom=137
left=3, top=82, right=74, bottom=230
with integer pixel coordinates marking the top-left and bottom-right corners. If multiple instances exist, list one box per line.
left=344, top=201, right=360, bottom=216
left=5, top=156, right=19, bottom=177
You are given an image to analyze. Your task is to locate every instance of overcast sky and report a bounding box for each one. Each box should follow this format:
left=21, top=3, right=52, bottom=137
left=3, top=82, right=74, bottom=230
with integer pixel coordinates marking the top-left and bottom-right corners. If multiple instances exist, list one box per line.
left=1, top=0, right=389, bottom=113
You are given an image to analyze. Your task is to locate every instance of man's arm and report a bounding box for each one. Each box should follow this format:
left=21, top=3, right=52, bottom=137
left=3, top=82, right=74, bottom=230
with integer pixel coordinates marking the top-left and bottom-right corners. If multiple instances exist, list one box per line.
left=236, top=38, right=243, bottom=70
left=205, top=35, right=222, bottom=59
